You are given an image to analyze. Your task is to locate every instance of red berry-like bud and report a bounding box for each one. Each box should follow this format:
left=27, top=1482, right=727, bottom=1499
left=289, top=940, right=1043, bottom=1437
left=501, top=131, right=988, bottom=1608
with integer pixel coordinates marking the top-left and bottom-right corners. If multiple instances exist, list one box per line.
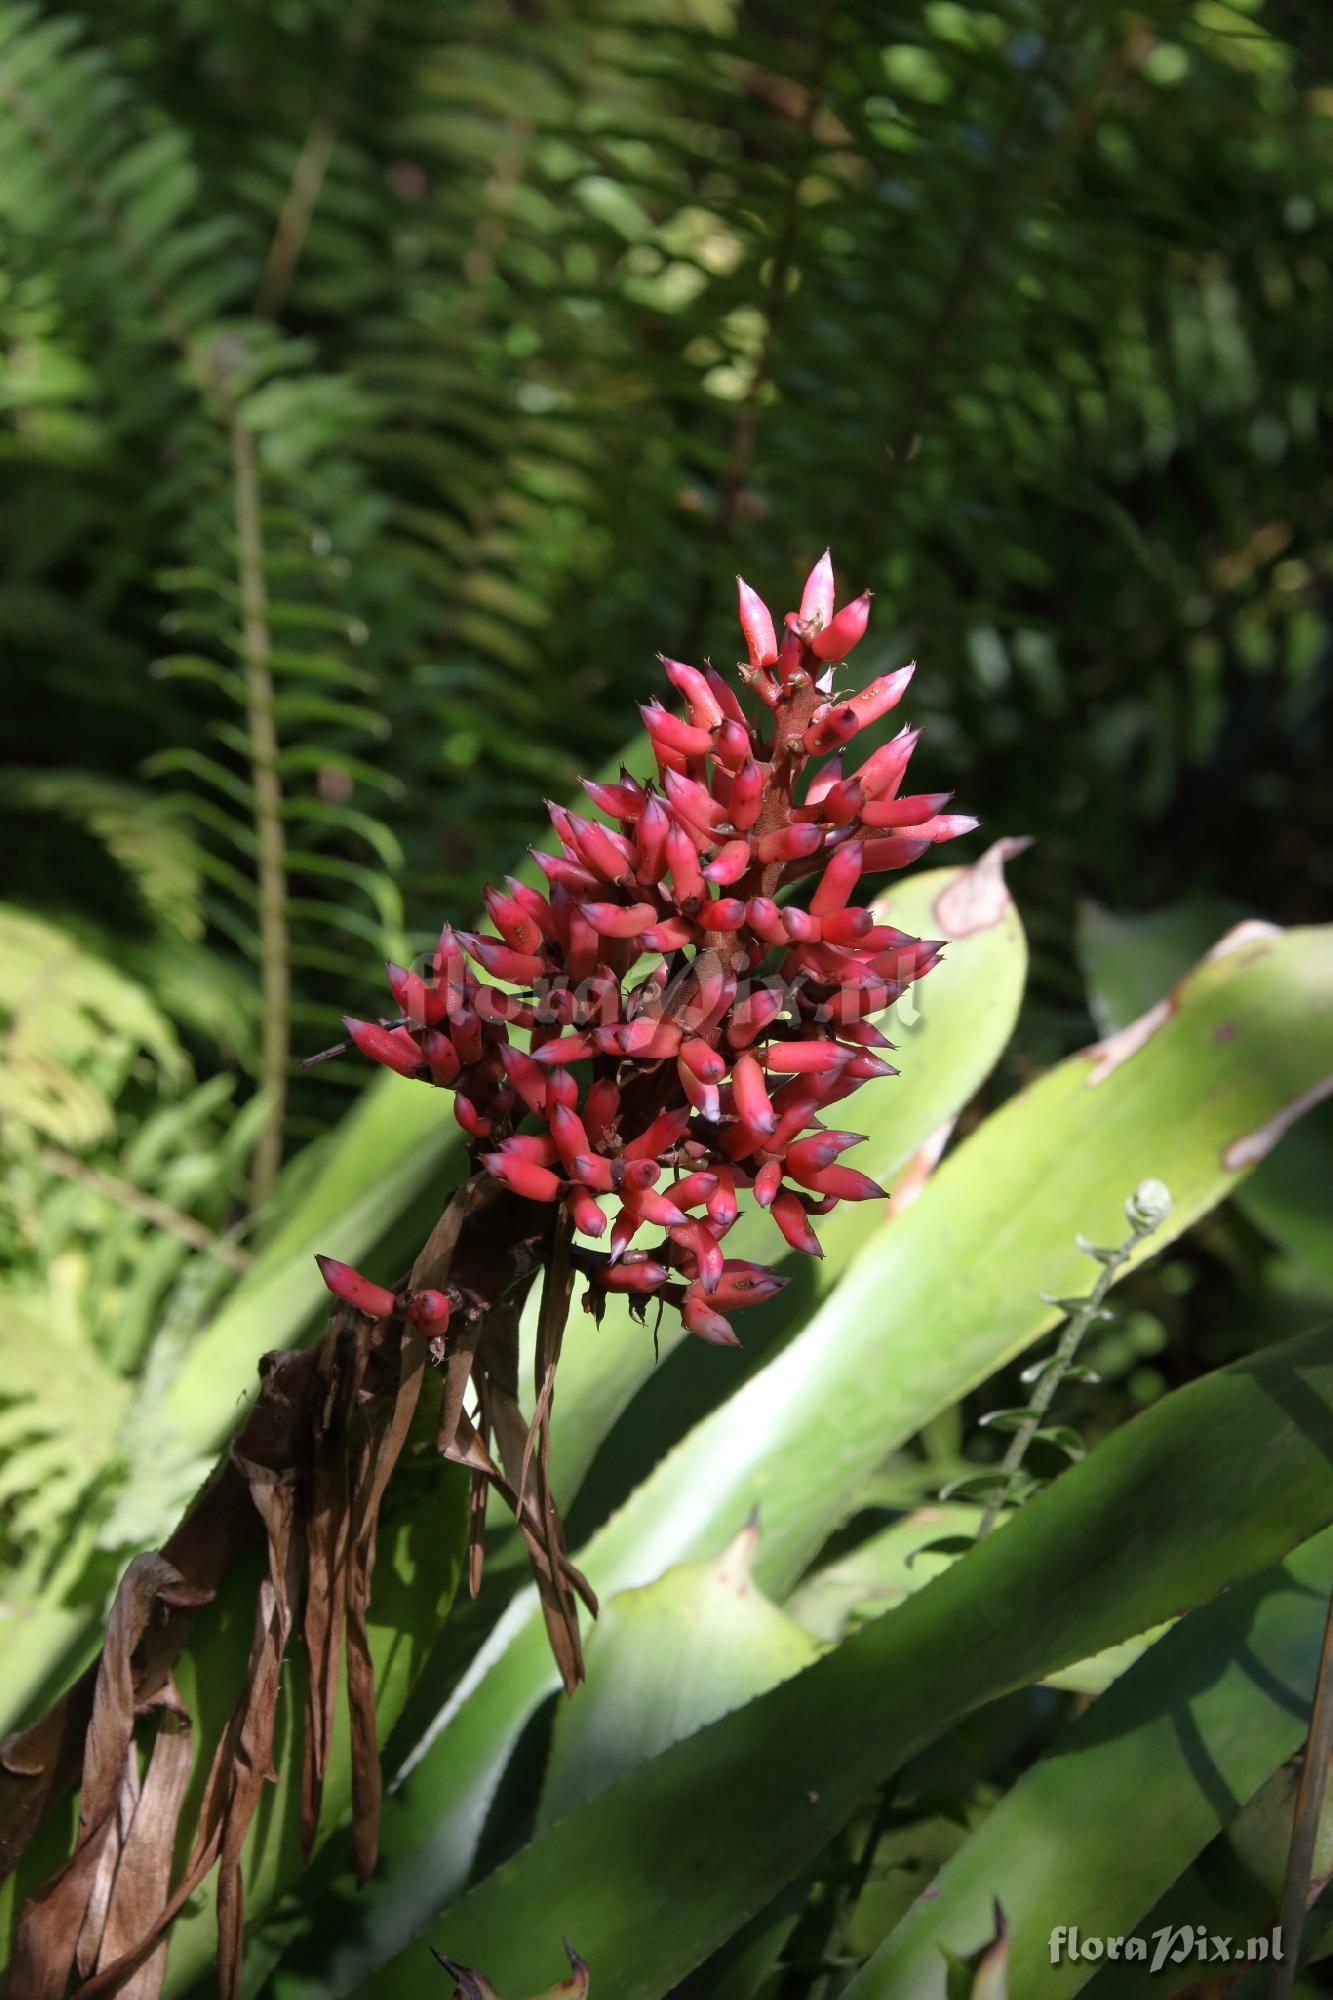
left=736, top=577, right=778, bottom=668
left=409, top=1289, right=451, bottom=1332
left=316, top=1255, right=398, bottom=1319
left=483, top=1153, right=563, bottom=1202
left=811, top=589, right=872, bottom=661
left=343, top=1017, right=425, bottom=1079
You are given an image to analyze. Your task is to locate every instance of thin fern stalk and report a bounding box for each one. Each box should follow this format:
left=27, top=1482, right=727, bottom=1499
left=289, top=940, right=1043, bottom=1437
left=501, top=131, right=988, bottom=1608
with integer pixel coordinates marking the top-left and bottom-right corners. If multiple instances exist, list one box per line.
left=231, top=411, right=291, bottom=1209
left=1270, top=1580, right=1333, bottom=2000
left=255, top=0, right=379, bottom=317
left=36, top=1145, right=253, bottom=1272
left=976, top=1179, right=1172, bottom=1541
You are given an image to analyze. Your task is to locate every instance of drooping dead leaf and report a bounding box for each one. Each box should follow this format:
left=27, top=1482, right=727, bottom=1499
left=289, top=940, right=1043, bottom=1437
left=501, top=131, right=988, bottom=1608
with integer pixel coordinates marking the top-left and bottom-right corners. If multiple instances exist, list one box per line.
left=2, top=1174, right=596, bottom=1997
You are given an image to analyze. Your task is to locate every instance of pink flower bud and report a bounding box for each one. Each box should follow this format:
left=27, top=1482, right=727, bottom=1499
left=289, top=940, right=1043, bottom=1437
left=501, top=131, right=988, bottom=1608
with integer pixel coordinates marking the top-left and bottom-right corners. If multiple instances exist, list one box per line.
left=803, top=703, right=862, bottom=755
left=771, top=1190, right=824, bottom=1258
left=666, top=822, right=706, bottom=906
left=608, top=1017, right=683, bottom=1059
left=408, top=1288, right=451, bottom=1332
left=631, top=795, right=670, bottom=883
left=745, top=897, right=790, bottom=946
left=918, top=813, right=980, bottom=843
left=702, top=839, right=751, bottom=886
left=811, top=588, right=872, bottom=662
left=420, top=1030, right=461, bottom=1087
left=727, top=986, right=786, bottom=1047
left=641, top=701, right=715, bottom=758
left=818, top=778, right=866, bottom=826
left=753, top=1158, right=784, bottom=1206
left=786, top=1130, right=867, bottom=1177
left=736, top=577, right=778, bottom=668
left=597, top=1258, right=669, bottom=1293
left=759, top=1040, right=853, bottom=1074
left=795, top=1162, right=887, bottom=1201
left=497, top=1044, right=547, bottom=1115
left=343, top=1017, right=425, bottom=1079
left=532, top=848, right=600, bottom=896
left=707, top=1166, right=739, bottom=1228
left=799, top=550, right=836, bottom=628
left=705, top=663, right=747, bottom=725
left=847, top=663, right=914, bottom=730
left=664, top=766, right=727, bottom=831
left=728, top=758, right=766, bottom=832
left=641, top=917, right=698, bottom=951
left=570, top=1152, right=615, bottom=1192
left=668, top=1171, right=720, bottom=1211
left=854, top=725, right=920, bottom=798
left=862, top=834, right=931, bottom=873
left=570, top=813, right=635, bottom=883
left=579, top=900, right=657, bottom=939
left=503, top=1133, right=561, bottom=1165
left=385, top=960, right=442, bottom=1028
left=624, top=1104, right=692, bottom=1161
left=682, top=1288, right=740, bottom=1346
left=483, top=1152, right=563, bottom=1202
left=670, top=1217, right=725, bottom=1290
left=731, top=1053, right=777, bottom=1137
left=662, top=657, right=724, bottom=730
left=844, top=1051, right=899, bottom=1080
left=546, top=1065, right=579, bottom=1112
left=819, top=906, right=874, bottom=945
left=701, top=897, right=748, bottom=931
left=781, top=907, right=821, bottom=944
left=810, top=840, right=863, bottom=916
left=709, top=1262, right=789, bottom=1308
left=626, top=1187, right=689, bottom=1228
left=549, top=1101, right=592, bottom=1171
left=753, top=822, right=822, bottom=864
left=530, top=1032, right=595, bottom=1071
left=679, top=1063, right=721, bottom=1121
left=582, top=774, right=646, bottom=820
left=679, top=1036, right=726, bottom=1084
left=483, top=887, right=545, bottom=956
left=466, top=935, right=547, bottom=985
left=453, top=1093, right=492, bottom=1139
left=316, top=1255, right=398, bottom=1319
left=567, top=1188, right=607, bottom=1236
left=860, top=790, right=953, bottom=829
left=713, top=719, right=752, bottom=770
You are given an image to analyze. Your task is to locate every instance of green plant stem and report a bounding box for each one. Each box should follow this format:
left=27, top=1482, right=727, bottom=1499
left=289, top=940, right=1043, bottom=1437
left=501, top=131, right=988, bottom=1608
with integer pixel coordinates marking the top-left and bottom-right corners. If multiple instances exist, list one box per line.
left=1270, top=1579, right=1333, bottom=2000
left=231, top=412, right=290, bottom=1211
left=976, top=1229, right=1135, bottom=1542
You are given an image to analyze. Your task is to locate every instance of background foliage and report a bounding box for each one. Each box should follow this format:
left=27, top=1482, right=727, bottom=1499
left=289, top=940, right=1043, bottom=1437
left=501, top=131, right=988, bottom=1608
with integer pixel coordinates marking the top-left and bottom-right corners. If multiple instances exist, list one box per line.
left=1, top=0, right=1331, bottom=1993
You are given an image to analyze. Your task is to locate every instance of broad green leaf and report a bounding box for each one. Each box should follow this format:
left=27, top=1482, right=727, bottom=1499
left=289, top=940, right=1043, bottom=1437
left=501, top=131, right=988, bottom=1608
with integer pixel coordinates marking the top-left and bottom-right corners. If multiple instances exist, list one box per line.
left=845, top=1522, right=1333, bottom=1998
left=1081, top=1759, right=1333, bottom=1998
left=1078, top=900, right=1333, bottom=1291
left=358, top=1321, right=1333, bottom=1999
left=280, top=920, right=1333, bottom=1998
left=537, top=1521, right=819, bottom=1829
left=785, top=1507, right=1167, bottom=1695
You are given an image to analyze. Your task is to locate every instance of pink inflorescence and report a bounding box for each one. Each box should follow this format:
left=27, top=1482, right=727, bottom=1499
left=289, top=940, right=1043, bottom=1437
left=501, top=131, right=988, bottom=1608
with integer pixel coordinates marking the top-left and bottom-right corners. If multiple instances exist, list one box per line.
left=336, top=555, right=976, bottom=1346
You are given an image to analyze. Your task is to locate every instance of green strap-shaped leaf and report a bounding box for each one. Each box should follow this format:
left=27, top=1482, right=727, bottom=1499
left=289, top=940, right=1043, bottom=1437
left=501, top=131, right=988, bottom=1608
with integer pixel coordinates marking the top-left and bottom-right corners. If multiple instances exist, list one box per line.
left=359, top=1322, right=1333, bottom=1999
left=843, top=1522, right=1333, bottom=1999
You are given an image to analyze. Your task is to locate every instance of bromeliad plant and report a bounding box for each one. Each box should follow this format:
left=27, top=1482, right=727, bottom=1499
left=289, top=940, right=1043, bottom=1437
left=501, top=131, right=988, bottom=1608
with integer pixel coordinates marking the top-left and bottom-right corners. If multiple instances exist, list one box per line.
left=1, top=555, right=976, bottom=2000
left=315, top=555, right=972, bottom=1658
